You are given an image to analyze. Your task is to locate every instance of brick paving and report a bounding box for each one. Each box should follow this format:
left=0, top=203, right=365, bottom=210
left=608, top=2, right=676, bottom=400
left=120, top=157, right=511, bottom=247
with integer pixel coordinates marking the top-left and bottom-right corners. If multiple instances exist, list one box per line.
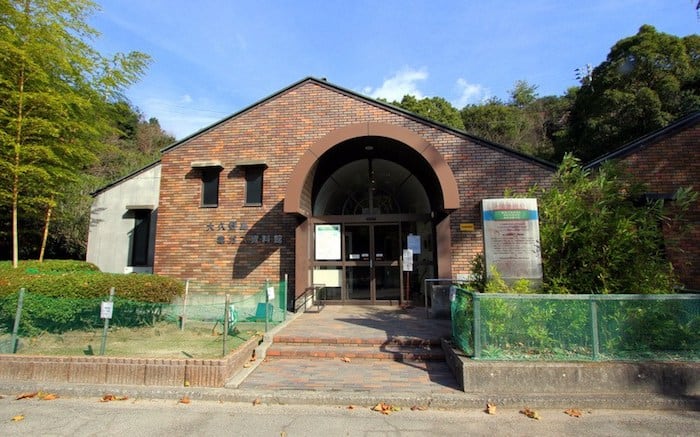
left=238, top=305, right=461, bottom=394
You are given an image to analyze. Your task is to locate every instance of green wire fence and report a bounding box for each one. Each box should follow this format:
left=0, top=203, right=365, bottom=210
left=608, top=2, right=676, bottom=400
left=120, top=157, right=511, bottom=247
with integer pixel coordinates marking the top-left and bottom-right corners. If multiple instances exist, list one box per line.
left=452, top=288, right=699, bottom=361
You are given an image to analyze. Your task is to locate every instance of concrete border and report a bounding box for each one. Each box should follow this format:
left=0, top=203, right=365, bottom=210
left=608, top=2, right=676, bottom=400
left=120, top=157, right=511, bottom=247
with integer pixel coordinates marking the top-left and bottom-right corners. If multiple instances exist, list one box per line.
left=442, top=339, right=699, bottom=410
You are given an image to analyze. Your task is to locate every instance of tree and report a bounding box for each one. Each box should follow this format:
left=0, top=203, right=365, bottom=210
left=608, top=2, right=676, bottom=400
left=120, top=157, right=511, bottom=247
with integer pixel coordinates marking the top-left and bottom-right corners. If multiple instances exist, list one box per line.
left=390, top=95, right=465, bottom=130
left=534, top=155, right=695, bottom=294
left=0, top=0, right=150, bottom=266
left=460, top=80, right=570, bottom=160
left=564, top=25, right=700, bottom=161
left=510, top=80, right=538, bottom=107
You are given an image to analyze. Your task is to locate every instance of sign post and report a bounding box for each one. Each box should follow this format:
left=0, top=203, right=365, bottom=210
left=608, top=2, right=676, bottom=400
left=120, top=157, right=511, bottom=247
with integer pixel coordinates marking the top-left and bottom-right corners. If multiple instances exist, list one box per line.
left=10, top=288, right=25, bottom=353
left=402, top=249, right=413, bottom=303
left=99, top=287, right=115, bottom=356
left=265, top=279, right=274, bottom=333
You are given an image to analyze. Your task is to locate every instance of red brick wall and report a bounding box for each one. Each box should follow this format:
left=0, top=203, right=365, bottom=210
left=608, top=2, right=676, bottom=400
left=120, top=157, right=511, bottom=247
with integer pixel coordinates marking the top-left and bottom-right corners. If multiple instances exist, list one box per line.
left=154, top=80, right=554, bottom=295
left=618, top=123, right=700, bottom=290
left=0, top=337, right=259, bottom=387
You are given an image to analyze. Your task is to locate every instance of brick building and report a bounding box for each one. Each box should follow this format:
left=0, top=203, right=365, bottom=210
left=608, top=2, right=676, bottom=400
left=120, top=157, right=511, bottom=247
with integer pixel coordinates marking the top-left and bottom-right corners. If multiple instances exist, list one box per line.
left=87, top=77, right=555, bottom=303
left=586, top=111, right=700, bottom=291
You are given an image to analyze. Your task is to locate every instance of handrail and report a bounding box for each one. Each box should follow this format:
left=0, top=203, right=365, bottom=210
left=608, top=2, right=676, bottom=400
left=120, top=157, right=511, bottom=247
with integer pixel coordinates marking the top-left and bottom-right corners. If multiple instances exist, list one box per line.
left=293, top=287, right=315, bottom=313
left=293, top=284, right=326, bottom=313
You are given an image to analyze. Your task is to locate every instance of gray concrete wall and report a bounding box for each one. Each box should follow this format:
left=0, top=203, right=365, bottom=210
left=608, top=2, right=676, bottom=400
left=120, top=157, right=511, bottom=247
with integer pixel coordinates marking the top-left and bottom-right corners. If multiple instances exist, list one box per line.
left=443, top=340, right=699, bottom=398
left=86, top=164, right=161, bottom=273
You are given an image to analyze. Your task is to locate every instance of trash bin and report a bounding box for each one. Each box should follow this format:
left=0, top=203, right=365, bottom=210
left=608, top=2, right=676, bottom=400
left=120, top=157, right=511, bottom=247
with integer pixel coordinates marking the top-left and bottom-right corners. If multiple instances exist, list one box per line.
left=430, top=285, right=451, bottom=319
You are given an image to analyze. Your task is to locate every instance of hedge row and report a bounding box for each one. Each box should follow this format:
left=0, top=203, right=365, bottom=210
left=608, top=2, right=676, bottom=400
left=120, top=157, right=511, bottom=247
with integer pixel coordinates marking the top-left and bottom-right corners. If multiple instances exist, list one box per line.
left=0, top=293, right=168, bottom=335
left=0, top=260, right=100, bottom=273
left=0, top=261, right=183, bottom=302
left=0, top=261, right=184, bottom=334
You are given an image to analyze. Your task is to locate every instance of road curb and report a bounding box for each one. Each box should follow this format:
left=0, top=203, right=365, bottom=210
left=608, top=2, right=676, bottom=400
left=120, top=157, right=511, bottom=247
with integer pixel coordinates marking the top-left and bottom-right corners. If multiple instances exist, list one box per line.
left=0, top=380, right=697, bottom=411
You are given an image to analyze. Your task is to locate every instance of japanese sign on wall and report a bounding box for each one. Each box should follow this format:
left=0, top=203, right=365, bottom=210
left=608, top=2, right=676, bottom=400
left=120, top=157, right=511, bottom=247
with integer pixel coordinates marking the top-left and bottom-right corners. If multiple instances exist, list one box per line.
left=205, top=220, right=283, bottom=245
left=482, top=198, right=543, bottom=284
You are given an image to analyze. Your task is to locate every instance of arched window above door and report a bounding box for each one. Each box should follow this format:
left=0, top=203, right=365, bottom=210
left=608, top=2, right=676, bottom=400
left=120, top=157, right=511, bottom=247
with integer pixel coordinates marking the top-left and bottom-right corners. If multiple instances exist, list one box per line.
left=313, top=158, right=430, bottom=216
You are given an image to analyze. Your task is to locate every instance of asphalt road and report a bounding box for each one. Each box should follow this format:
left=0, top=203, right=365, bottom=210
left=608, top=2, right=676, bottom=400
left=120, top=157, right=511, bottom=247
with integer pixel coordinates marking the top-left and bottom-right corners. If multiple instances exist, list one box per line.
left=0, top=395, right=698, bottom=436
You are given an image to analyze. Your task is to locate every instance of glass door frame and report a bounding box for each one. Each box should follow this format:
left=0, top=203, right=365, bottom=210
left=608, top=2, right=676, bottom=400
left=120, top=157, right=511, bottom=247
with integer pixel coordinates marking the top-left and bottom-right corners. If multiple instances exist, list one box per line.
left=311, top=214, right=432, bottom=304
left=344, top=223, right=401, bottom=302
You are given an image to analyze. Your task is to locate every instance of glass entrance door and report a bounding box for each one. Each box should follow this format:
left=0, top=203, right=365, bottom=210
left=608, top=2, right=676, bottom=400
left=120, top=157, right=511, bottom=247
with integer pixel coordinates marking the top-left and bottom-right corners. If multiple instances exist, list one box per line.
left=345, top=224, right=401, bottom=302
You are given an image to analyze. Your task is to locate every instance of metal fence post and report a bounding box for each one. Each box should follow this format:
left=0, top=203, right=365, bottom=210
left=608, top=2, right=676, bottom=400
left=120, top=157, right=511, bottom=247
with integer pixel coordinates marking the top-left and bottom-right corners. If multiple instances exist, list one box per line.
left=10, top=288, right=25, bottom=353
left=265, top=279, right=270, bottom=333
left=181, top=279, right=190, bottom=331
left=473, top=292, right=481, bottom=359
left=283, top=274, right=288, bottom=321
left=223, top=293, right=230, bottom=357
left=590, top=296, right=600, bottom=360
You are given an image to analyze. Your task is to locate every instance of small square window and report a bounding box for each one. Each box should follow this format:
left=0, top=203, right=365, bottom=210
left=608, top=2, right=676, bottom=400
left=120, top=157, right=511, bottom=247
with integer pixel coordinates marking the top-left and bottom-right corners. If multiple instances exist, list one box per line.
left=201, top=167, right=221, bottom=207
left=245, top=166, right=264, bottom=206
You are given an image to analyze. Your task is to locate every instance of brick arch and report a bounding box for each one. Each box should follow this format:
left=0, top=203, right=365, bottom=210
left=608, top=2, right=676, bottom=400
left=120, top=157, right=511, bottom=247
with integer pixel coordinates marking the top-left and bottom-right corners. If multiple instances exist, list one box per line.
left=283, top=122, right=460, bottom=216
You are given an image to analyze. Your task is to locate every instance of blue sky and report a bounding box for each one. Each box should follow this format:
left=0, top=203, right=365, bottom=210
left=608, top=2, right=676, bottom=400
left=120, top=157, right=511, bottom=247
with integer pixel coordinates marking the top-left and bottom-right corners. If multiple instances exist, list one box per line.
left=89, top=0, right=699, bottom=139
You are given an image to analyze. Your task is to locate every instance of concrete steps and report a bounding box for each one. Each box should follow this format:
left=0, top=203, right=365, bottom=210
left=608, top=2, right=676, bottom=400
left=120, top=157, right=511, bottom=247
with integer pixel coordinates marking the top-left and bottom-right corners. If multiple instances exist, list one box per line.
left=266, top=335, right=445, bottom=362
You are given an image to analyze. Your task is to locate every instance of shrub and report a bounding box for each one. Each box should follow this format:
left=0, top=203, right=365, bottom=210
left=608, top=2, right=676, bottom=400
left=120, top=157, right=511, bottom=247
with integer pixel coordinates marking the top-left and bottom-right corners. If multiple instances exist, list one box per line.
left=0, top=259, right=100, bottom=273
left=0, top=261, right=183, bottom=302
left=0, top=261, right=184, bottom=334
left=531, top=155, right=696, bottom=294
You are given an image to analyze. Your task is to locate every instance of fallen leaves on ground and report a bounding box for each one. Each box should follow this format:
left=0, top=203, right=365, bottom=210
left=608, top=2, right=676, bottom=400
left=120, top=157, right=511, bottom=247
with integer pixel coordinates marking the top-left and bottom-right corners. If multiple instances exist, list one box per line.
left=16, top=391, right=58, bottom=401
left=564, top=408, right=583, bottom=418
left=371, top=402, right=400, bottom=415
left=341, top=357, right=351, bottom=363
left=410, top=405, right=428, bottom=411
left=520, top=407, right=541, bottom=420
left=11, top=415, right=25, bottom=422
left=485, top=403, right=497, bottom=415
left=100, top=394, right=129, bottom=402
left=347, top=405, right=356, bottom=410
left=179, top=396, right=190, bottom=404
left=253, top=398, right=261, bottom=406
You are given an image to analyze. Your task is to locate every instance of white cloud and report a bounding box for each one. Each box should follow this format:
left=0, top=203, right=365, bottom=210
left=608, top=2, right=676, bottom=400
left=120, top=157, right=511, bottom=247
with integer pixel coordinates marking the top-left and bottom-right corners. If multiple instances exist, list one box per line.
left=180, top=94, right=193, bottom=104
left=453, top=78, right=490, bottom=107
left=363, top=67, right=428, bottom=102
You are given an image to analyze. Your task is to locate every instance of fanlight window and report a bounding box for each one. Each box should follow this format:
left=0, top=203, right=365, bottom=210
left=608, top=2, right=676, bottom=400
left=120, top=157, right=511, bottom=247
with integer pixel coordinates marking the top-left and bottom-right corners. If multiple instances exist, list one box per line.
left=313, top=159, right=430, bottom=216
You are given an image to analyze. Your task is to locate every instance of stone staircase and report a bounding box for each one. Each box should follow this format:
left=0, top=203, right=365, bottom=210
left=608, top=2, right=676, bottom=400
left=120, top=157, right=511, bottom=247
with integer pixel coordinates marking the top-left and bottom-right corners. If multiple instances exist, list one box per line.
left=266, top=334, right=446, bottom=362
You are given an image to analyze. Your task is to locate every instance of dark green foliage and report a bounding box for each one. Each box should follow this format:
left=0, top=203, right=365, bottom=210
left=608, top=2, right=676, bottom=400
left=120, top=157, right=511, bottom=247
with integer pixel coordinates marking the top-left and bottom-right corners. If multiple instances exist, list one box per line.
left=0, top=292, right=170, bottom=335
left=0, top=259, right=99, bottom=274
left=451, top=289, right=700, bottom=361
left=564, top=25, right=700, bottom=161
left=388, top=95, right=465, bottom=130
left=0, top=260, right=183, bottom=334
left=597, top=299, right=700, bottom=355
left=533, top=155, right=695, bottom=294
left=0, top=260, right=183, bottom=301
left=460, top=81, right=570, bottom=161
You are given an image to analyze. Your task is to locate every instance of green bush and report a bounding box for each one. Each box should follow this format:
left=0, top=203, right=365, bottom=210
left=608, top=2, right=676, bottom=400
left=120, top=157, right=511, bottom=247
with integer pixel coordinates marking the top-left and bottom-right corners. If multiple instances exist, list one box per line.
left=0, top=261, right=183, bottom=302
left=0, top=260, right=100, bottom=273
left=0, top=260, right=184, bottom=334
left=533, top=155, right=697, bottom=294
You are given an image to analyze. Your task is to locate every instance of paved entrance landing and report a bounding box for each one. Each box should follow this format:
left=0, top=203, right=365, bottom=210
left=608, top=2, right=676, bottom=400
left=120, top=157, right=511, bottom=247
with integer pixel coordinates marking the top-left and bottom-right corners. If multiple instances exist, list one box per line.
left=237, top=305, right=461, bottom=394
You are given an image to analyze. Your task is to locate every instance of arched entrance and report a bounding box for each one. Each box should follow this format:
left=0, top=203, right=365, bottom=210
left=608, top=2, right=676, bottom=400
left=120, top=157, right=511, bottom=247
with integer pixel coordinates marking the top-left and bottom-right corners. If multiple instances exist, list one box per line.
left=284, top=123, right=459, bottom=304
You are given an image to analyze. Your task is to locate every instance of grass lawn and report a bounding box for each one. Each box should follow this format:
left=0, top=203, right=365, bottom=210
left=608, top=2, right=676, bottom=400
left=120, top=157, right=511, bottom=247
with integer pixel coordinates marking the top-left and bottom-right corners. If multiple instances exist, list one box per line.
left=1, top=321, right=264, bottom=359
